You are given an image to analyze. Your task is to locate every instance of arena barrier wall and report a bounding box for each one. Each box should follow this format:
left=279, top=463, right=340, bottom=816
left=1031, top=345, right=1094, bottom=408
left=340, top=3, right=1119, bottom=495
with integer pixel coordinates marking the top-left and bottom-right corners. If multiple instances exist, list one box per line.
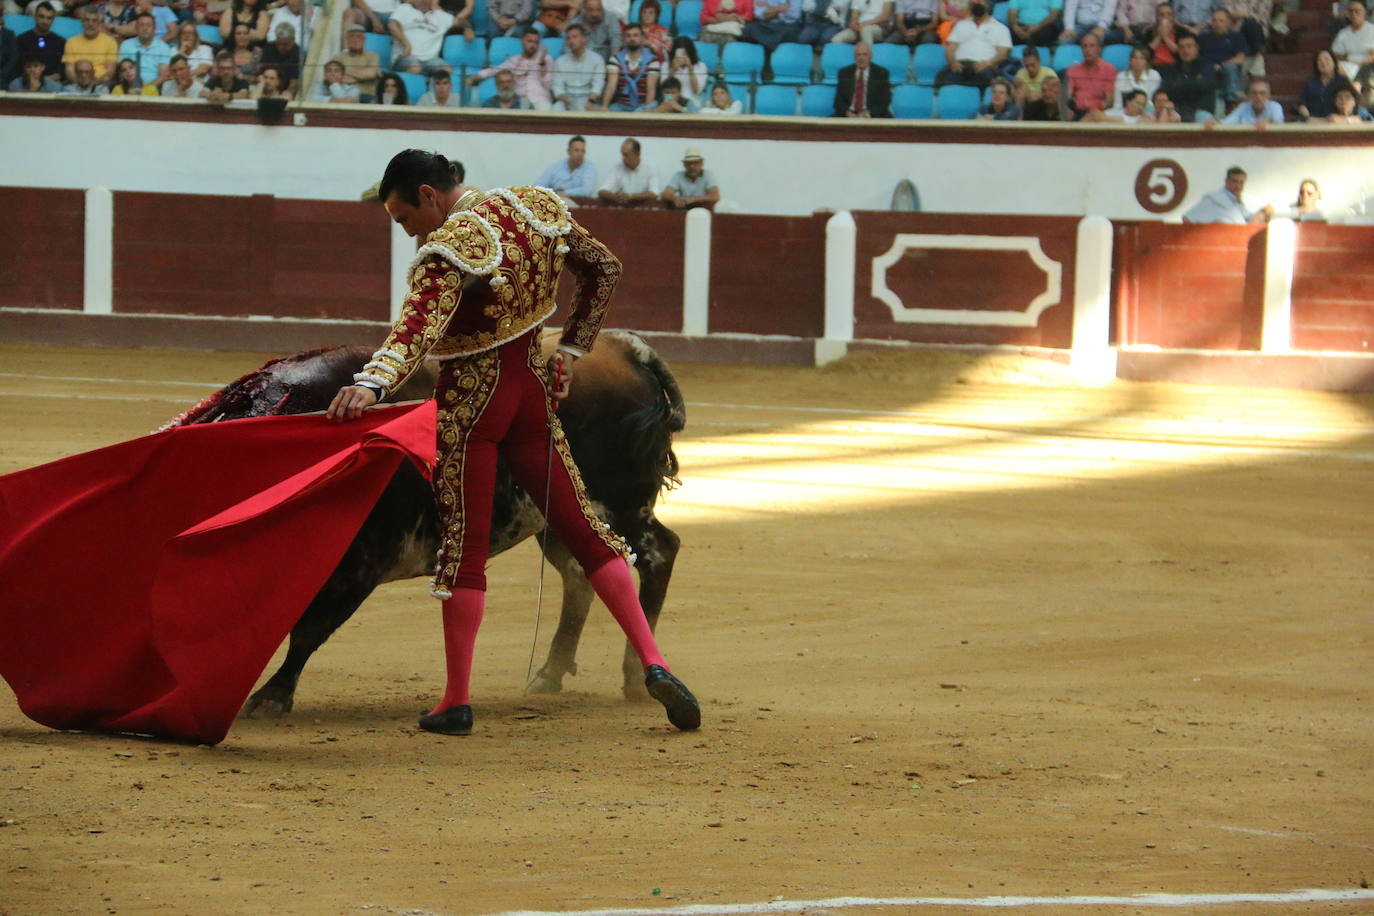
left=2, top=187, right=1372, bottom=390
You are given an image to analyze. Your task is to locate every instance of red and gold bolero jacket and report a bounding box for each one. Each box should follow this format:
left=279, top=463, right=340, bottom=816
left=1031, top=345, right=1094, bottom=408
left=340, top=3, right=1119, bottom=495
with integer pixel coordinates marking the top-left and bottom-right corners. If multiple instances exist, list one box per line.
left=353, top=185, right=623, bottom=396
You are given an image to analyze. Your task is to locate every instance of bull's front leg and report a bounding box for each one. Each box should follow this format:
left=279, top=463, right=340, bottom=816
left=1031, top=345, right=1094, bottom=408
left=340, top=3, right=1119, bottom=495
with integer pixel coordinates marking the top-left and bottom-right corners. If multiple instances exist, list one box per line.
left=621, top=515, right=680, bottom=700
left=241, top=567, right=379, bottom=717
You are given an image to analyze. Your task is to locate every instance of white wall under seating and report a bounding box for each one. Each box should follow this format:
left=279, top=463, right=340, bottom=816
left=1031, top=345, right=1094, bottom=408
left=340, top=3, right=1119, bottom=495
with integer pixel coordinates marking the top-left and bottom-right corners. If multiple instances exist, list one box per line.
left=2, top=105, right=1373, bottom=219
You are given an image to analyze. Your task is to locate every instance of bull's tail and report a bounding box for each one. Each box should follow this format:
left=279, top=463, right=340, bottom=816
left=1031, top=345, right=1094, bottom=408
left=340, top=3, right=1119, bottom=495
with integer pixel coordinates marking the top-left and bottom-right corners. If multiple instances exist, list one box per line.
left=620, top=334, right=686, bottom=492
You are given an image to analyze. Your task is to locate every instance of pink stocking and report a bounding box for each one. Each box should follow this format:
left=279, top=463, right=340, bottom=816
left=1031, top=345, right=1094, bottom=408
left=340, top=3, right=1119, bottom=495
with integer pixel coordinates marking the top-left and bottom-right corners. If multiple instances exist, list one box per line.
left=587, top=559, right=667, bottom=671
left=429, top=587, right=485, bottom=714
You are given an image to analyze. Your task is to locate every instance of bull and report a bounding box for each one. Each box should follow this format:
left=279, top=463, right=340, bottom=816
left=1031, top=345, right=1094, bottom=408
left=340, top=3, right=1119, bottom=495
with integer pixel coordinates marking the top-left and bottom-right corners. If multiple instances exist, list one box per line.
left=165, top=330, right=686, bottom=718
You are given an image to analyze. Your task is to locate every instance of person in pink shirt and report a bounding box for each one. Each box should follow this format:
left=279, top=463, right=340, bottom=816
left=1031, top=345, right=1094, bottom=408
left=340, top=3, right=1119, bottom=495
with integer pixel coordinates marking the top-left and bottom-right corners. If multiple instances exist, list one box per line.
left=1065, top=30, right=1116, bottom=118
left=466, top=25, right=553, bottom=107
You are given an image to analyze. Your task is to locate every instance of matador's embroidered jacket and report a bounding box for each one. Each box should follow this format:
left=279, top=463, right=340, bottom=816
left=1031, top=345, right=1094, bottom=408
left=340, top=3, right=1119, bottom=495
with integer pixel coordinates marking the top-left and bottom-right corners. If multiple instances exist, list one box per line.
left=354, top=185, right=623, bottom=396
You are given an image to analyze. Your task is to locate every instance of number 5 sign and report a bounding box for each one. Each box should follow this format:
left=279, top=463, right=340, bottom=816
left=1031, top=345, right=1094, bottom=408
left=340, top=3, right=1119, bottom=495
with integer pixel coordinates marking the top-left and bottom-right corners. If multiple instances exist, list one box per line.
left=1134, top=159, right=1188, bottom=213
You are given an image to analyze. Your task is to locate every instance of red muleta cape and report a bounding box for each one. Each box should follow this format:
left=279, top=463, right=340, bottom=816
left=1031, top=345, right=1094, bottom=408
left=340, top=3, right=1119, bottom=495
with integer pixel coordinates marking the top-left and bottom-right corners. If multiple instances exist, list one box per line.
left=0, top=401, right=436, bottom=745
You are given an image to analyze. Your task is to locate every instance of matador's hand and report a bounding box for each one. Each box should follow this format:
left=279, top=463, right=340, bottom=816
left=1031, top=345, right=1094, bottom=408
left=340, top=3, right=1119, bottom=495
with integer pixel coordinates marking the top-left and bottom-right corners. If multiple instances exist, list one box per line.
left=547, top=354, right=574, bottom=402
left=326, top=385, right=379, bottom=422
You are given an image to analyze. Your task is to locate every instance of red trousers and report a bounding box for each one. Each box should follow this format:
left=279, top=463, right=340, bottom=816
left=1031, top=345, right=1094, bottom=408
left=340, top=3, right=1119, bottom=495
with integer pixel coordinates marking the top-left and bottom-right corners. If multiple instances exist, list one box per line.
left=430, top=330, right=629, bottom=593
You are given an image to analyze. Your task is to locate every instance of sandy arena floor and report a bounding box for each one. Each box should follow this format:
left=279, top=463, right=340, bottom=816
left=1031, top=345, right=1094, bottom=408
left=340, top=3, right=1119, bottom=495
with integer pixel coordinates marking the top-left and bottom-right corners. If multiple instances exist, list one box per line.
left=1, top=344, right=1371, bottom=916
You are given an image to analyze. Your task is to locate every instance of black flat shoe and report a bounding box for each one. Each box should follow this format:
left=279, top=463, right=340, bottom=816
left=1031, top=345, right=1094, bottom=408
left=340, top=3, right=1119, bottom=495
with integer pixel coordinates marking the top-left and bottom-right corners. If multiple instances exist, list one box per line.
left=418, top=705, right=474, bottom=736
left=644, top=666, right=700, bottom=731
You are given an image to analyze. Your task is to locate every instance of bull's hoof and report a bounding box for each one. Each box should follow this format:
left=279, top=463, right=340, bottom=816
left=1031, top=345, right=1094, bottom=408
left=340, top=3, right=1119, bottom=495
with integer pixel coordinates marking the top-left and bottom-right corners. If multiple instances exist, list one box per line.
left=241, top=686, right=295, bottom=719
left=622, top=678, right=651, bottom=702
left=418, top=705, right=474, bottom=736
left=525, top=669, right=565, bottom=695
left=644, top=665, right=700, bottom=731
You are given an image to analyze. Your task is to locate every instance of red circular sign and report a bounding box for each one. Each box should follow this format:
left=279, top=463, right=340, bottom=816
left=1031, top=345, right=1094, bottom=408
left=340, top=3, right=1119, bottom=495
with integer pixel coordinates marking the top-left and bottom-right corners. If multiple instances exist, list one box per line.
left=1134, top=159, right=1188, bottom=214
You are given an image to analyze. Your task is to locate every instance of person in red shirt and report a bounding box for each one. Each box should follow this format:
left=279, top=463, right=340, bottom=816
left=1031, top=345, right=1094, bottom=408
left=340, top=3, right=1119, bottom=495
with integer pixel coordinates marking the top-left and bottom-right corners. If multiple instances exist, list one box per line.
left=1065, top=30, right=1116, bottom=118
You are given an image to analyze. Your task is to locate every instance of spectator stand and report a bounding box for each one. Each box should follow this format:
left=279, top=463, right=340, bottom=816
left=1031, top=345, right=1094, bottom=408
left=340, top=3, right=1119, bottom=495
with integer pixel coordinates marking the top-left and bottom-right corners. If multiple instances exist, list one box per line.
left=768, top=42, right=814, bottom=85
left=820, top=43, right=853, bottom=86
left=754, top=83, right=800, bottom=115
left=675, top=0, right=703, bottom=39
left=800, top=82, right=833, bottom=116
left=892, top=84, right=936, bottom=118
left=913, top=43, right=945, bottom=85
left=50, top=16, right=81, bottom=39
left=935, top=84, right=983, bottom=118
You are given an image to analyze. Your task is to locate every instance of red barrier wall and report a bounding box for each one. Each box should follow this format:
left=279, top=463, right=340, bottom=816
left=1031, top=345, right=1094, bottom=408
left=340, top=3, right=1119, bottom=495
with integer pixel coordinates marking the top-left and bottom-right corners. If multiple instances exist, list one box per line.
left=852, top=213, right=1079, bottom=348
left=0, top=188, right=84, bottom=310
left=112, top=193, right=391, bottom=320
left=1115, top=222, right=1267, bottom=351
left=551, top=208, right=685, bottom=333
left=709, top=214, right=827, bottom=338
left=1292, top=225, right=1374, bottom=352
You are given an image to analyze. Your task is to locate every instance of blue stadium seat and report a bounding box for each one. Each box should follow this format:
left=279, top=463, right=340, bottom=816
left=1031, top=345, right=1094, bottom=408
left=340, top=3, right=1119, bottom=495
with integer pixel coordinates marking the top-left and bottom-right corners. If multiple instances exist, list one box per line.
left=660, top=1, right=675, bottom=27
left=674, top=0, right=703, bottom=38
left=992, top=0, right=1010, bottom=23
left=541, top=36, right=564, bottom=58
left=695, top=40, right=719, bottom=73
left=630, top=0, right=643, bottom=21
left=768, top=41, right=812, bottom=84
left=799, top=82, right=833, bottom=116
left=721, top=41, right=763, bottom=81
left=50, top=16, right=81, bottom=39
left=935, top=84, right=980, bottom=118
left=726, top=80, right=752, bottom=110
left=472, top=75, right=497, bottom=105
left=4, top=13, right=34, bottom=33
left=1101, top=42, right=1131, bottom=71
left=443, top=35, right=486, bottom=73
left=1052, top=43, right=1083, bottom=72
left=364, top=32, right=393, bottom=63
left=197, top=24, right=223, bottom=45
left=912, top=42, right=944, bottom=85
left=890, top=83, right=934, bottom=118
left=870, top=43, right=910, bottom=82
left=753, top=83, right=798, bottom=115
left=397, top=71, right=428, bottom=100
left=819, top=42, right=852, bottom=85
left=488, top=35, right=521, bottom=63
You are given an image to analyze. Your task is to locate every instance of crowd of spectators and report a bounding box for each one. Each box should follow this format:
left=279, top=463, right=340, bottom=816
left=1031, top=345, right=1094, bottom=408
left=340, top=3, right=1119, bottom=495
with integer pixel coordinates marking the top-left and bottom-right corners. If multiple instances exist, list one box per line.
left=1, top=0, right=309, bottom=99
left=530, top=134, right=721, bottom=207
left=3, top=0, right=1371, bottom=122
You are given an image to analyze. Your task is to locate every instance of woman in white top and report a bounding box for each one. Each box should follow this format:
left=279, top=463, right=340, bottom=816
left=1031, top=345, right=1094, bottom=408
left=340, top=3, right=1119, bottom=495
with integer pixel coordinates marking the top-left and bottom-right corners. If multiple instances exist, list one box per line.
left=1281, top=179, right=1328, bottom=222
left=174, top=22, right=215, bottom=79
left=697, top=81, right=743, bottom=114
left=1112, top=46, right=1161, bottom=109
left=666, top=37, right=711, bottom=106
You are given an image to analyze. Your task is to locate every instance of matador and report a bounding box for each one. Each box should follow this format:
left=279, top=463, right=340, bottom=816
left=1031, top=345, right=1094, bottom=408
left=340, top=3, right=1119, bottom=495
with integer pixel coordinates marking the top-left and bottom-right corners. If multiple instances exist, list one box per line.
left=327, top=149, right=699, bottom=736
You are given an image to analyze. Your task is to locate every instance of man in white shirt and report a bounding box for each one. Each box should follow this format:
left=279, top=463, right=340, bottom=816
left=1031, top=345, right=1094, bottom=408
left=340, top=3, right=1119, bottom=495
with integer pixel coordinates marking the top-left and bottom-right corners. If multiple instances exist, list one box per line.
left=935, top=1, right=1011, bottom=87
left=832, top=0, right=894, bottom=44
left=1183, top=166, right=1274, bottom=223
left=553, top=24, right=606, bottom=111
left=268, top=0, right=313, bottom=50
left=389, top=0, right=455, bottom=74
left=597, top=138, right=659, bottom=208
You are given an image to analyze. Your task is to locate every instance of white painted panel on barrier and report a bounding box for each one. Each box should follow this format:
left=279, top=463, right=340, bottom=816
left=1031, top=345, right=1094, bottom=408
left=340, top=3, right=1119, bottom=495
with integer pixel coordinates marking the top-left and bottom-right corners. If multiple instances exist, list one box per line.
left=870, top=234, right=1062, bottom=327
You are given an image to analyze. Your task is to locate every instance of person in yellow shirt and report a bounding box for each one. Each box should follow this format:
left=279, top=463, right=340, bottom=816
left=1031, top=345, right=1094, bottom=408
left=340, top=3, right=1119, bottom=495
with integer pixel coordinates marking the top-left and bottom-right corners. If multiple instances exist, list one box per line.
left=62, top=6, right=120, bottom=82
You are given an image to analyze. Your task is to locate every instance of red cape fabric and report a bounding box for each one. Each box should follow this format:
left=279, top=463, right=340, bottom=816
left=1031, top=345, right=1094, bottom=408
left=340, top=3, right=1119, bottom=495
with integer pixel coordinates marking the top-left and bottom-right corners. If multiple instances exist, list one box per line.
left=0, top=401, right=436, bottom=745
